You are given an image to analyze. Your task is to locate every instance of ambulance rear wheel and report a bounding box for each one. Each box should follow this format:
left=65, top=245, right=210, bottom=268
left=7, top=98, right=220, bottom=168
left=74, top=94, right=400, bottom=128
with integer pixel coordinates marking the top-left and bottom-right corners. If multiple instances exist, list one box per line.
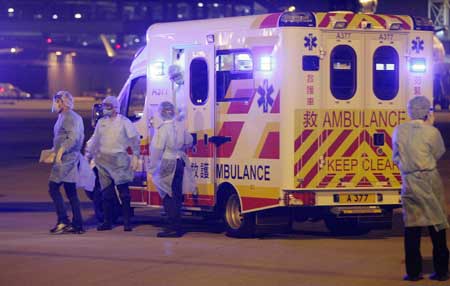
left=324, top=216, right=370, bottom=236
left=224, top=193, right=255, bottom=238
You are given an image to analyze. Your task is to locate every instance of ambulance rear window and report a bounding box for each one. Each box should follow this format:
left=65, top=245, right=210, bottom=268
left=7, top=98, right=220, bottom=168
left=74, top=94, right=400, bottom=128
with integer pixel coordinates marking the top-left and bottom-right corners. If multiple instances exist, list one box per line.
left=216, top=49, right=253, bottom=102
left=127, top=76, right=146, bottom=122
left=330, top=45, right=356, bottom=100
left=190, top=58, right=209, bottom=106
left=373, top=46, right=399, bottom=100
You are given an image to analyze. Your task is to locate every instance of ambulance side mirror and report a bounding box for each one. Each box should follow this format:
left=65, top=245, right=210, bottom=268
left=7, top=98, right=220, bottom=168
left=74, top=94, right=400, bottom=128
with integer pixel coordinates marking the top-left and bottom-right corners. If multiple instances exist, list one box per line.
left=91, top=103, right=103, bottom=127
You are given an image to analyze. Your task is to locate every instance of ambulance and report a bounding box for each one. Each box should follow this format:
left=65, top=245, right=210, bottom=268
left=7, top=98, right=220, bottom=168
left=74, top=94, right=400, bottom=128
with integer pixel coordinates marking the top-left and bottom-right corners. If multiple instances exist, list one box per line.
left=99, top=11, right=434, bottom=237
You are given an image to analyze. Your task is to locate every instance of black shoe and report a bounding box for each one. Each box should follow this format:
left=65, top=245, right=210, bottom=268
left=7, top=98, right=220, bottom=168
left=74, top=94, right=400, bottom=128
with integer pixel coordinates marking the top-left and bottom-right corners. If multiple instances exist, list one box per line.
left=157, top=230, right=183, bottom=238
left=403, top=274, right=423, bottom=281
left=50, top=223, right=71, bottom=235
left=123, top=225, right=132, bottom=232
left=429, top=272, right=449, bottom=281
left=97, top=223, right=112, bottom=231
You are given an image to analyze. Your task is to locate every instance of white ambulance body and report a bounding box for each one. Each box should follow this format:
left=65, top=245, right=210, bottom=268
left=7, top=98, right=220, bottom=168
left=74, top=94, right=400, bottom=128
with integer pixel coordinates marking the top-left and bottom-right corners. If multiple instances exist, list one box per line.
left=113, top=11, right=434, bottom=237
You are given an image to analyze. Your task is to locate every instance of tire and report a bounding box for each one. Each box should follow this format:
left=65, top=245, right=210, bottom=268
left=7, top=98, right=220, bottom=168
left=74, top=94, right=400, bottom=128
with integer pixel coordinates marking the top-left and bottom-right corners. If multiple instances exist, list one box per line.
left=224, top=193, right=255, bottom=238
left=324, top=216, right=370, bottom=236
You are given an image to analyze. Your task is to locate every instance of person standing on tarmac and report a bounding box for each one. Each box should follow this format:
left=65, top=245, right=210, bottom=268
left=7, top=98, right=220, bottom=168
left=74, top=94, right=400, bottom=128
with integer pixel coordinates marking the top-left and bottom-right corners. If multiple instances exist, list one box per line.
left=149, top=101, right=194, bottom=238
left=393, top=96, right=449, bottom=282
left=85, top=96, right=140, bottom=232
left=47, top=90, right=85, bottom=234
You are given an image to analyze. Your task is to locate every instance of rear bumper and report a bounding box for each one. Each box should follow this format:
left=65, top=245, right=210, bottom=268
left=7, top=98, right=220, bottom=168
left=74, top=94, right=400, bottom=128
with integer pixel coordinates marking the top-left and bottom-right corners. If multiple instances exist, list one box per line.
left=329, top=206, right=394, bottom=229
left=283, top=189, right=401, bottom=207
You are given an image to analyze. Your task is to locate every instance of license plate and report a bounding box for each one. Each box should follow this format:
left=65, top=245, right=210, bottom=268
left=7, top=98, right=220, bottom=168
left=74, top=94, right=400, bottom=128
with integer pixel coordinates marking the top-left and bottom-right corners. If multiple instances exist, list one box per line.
left=339, top=193, right=376, bottom=204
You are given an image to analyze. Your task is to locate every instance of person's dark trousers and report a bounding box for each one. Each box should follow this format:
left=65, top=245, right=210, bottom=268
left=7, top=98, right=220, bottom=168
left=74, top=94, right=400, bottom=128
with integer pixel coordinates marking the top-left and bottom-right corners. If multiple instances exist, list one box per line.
left=429, top=227, right=449, bottom=276
left=91, top=167, right=104, bottom=223
left=404, top=226, right=449, bottom=277
left=48, top=181, right=83, bottom=228
left=116, top=183, right=132, bottom=228
left=162, top=159, right=184, bottom=232
left=101, top=183, right=132, bottom=228
left=404, top=227, right=423, bottom=277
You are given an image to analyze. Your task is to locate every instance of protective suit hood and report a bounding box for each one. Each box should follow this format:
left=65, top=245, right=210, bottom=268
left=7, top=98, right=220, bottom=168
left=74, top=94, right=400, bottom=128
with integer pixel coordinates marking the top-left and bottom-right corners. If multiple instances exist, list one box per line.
left=407, top=96, right=431, bottom=120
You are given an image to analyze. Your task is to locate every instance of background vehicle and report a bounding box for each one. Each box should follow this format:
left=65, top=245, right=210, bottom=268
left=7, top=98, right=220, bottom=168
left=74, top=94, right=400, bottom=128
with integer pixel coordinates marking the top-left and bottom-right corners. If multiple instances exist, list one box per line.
left=0, top=83, right=31, bottom=99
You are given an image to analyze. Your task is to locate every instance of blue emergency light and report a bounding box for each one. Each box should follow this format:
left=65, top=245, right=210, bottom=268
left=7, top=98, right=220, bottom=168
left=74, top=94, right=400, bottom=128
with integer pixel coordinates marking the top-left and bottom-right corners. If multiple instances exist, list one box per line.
left=150, top=61, right=165, bottom=77
left=259, top=56, right=272, bottom=71
left=409, top=58, right=426, bottom=73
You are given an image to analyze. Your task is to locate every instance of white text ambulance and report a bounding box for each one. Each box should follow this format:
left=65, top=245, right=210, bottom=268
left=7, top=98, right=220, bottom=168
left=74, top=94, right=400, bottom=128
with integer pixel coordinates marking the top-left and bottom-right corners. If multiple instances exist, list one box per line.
left=100, top=11, right=435, bottom=237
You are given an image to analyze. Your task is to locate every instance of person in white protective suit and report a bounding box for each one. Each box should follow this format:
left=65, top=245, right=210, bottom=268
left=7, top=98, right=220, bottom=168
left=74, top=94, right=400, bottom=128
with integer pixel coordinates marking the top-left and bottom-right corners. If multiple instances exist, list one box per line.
left=149, top=101, right=194, bottom=238
left=47, top=90, right=85, bottom=234
left=86, top=96, right=140, bottom=232
left=393, top=96, right=449, bottom=282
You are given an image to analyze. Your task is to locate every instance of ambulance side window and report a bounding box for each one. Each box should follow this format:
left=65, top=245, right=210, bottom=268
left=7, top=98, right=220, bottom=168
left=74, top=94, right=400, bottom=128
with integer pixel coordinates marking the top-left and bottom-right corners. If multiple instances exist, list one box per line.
left=127, top=76, right=146, bottom=122
left=216, top=49, right=253, bottom=102
left=373, top=46, right=399, bottom=100
left=330, top=45, right=356, bottom=100
left=190, top=58, right=209, bottom=105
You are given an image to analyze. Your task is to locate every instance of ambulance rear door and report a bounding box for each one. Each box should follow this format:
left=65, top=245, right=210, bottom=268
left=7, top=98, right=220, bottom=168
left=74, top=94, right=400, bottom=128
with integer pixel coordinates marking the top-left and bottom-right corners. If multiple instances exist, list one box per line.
left=184, top=44, right=216, bottom=208
left=362, top=31, right=407, bottom=190
left=318, top=30, right=365, bottom=191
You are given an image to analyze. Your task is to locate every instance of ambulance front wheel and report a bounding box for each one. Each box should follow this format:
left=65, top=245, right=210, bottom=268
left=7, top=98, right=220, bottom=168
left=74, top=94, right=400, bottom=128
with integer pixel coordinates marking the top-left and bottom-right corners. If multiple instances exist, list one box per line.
left=224, top=193, right=255, bottom=238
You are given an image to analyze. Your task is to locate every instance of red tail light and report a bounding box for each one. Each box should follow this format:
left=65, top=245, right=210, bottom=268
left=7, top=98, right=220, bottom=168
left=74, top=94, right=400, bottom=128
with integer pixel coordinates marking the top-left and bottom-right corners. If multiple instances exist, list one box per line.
left=284, top=191, right=316, bottom=206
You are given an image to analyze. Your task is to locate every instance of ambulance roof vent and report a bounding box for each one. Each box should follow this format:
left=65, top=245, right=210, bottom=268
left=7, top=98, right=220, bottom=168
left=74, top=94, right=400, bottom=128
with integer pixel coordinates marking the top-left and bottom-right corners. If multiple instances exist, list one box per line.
left=330, top=15, right=348, bottom=29
left=385, top=18, right=403, bottom=30
left=279, top=12, right=316, bottom=27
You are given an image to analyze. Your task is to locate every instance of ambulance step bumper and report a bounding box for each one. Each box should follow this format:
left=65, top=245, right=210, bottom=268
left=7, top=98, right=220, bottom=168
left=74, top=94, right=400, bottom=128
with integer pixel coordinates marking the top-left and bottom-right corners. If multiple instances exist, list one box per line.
left=330, top=206, right=393, bottom=230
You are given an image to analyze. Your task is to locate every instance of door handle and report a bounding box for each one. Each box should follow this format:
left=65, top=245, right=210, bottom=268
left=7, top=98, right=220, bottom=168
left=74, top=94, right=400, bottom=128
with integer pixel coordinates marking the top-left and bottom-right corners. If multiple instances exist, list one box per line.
left=208, top=136, right=231, bottom=147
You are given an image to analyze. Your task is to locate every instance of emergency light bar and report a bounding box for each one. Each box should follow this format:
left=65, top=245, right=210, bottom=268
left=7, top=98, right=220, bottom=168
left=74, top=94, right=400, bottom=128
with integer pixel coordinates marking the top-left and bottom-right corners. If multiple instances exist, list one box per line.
left=279, top=12, right=316, bottom=27
left=412, top=16, right=434, bottom=31
left=409, top=58, right=426, bottom=73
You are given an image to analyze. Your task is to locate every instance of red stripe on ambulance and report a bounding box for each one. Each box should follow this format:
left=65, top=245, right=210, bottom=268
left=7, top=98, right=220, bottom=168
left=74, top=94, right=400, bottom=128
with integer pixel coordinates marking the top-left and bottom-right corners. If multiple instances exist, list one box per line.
left=369, top=14, right=387, bottom=28
left=217, top=121, right=245, bottom=158
left=295, top=136, right=319, bottom=175
left=259, top=13, right=282, bottom=29
left=259, top=132, right=279, bottom=159
left=387, top=15, right=411, bottom=30
left=270, top=90, right=280, bottom=114
left=337, top=173, right=355, bottom=187
left=318, top=174, right=336, bottom=187
left=327, top=129, right=352, bottom=156
left=241, top=197, right=279, bottom=211
left=227, top=89, right=256, bottom=114
left=298, top=162, right=319, bottom=188
left=294, top=129, right=313, bottom=152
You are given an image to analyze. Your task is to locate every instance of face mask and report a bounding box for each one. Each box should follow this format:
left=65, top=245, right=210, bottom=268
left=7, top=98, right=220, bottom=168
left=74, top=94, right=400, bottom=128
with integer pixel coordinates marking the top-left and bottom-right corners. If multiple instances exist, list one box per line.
left=52, top=100, right=63, bottom=113
left=103, top=108, right=113, bottom=117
